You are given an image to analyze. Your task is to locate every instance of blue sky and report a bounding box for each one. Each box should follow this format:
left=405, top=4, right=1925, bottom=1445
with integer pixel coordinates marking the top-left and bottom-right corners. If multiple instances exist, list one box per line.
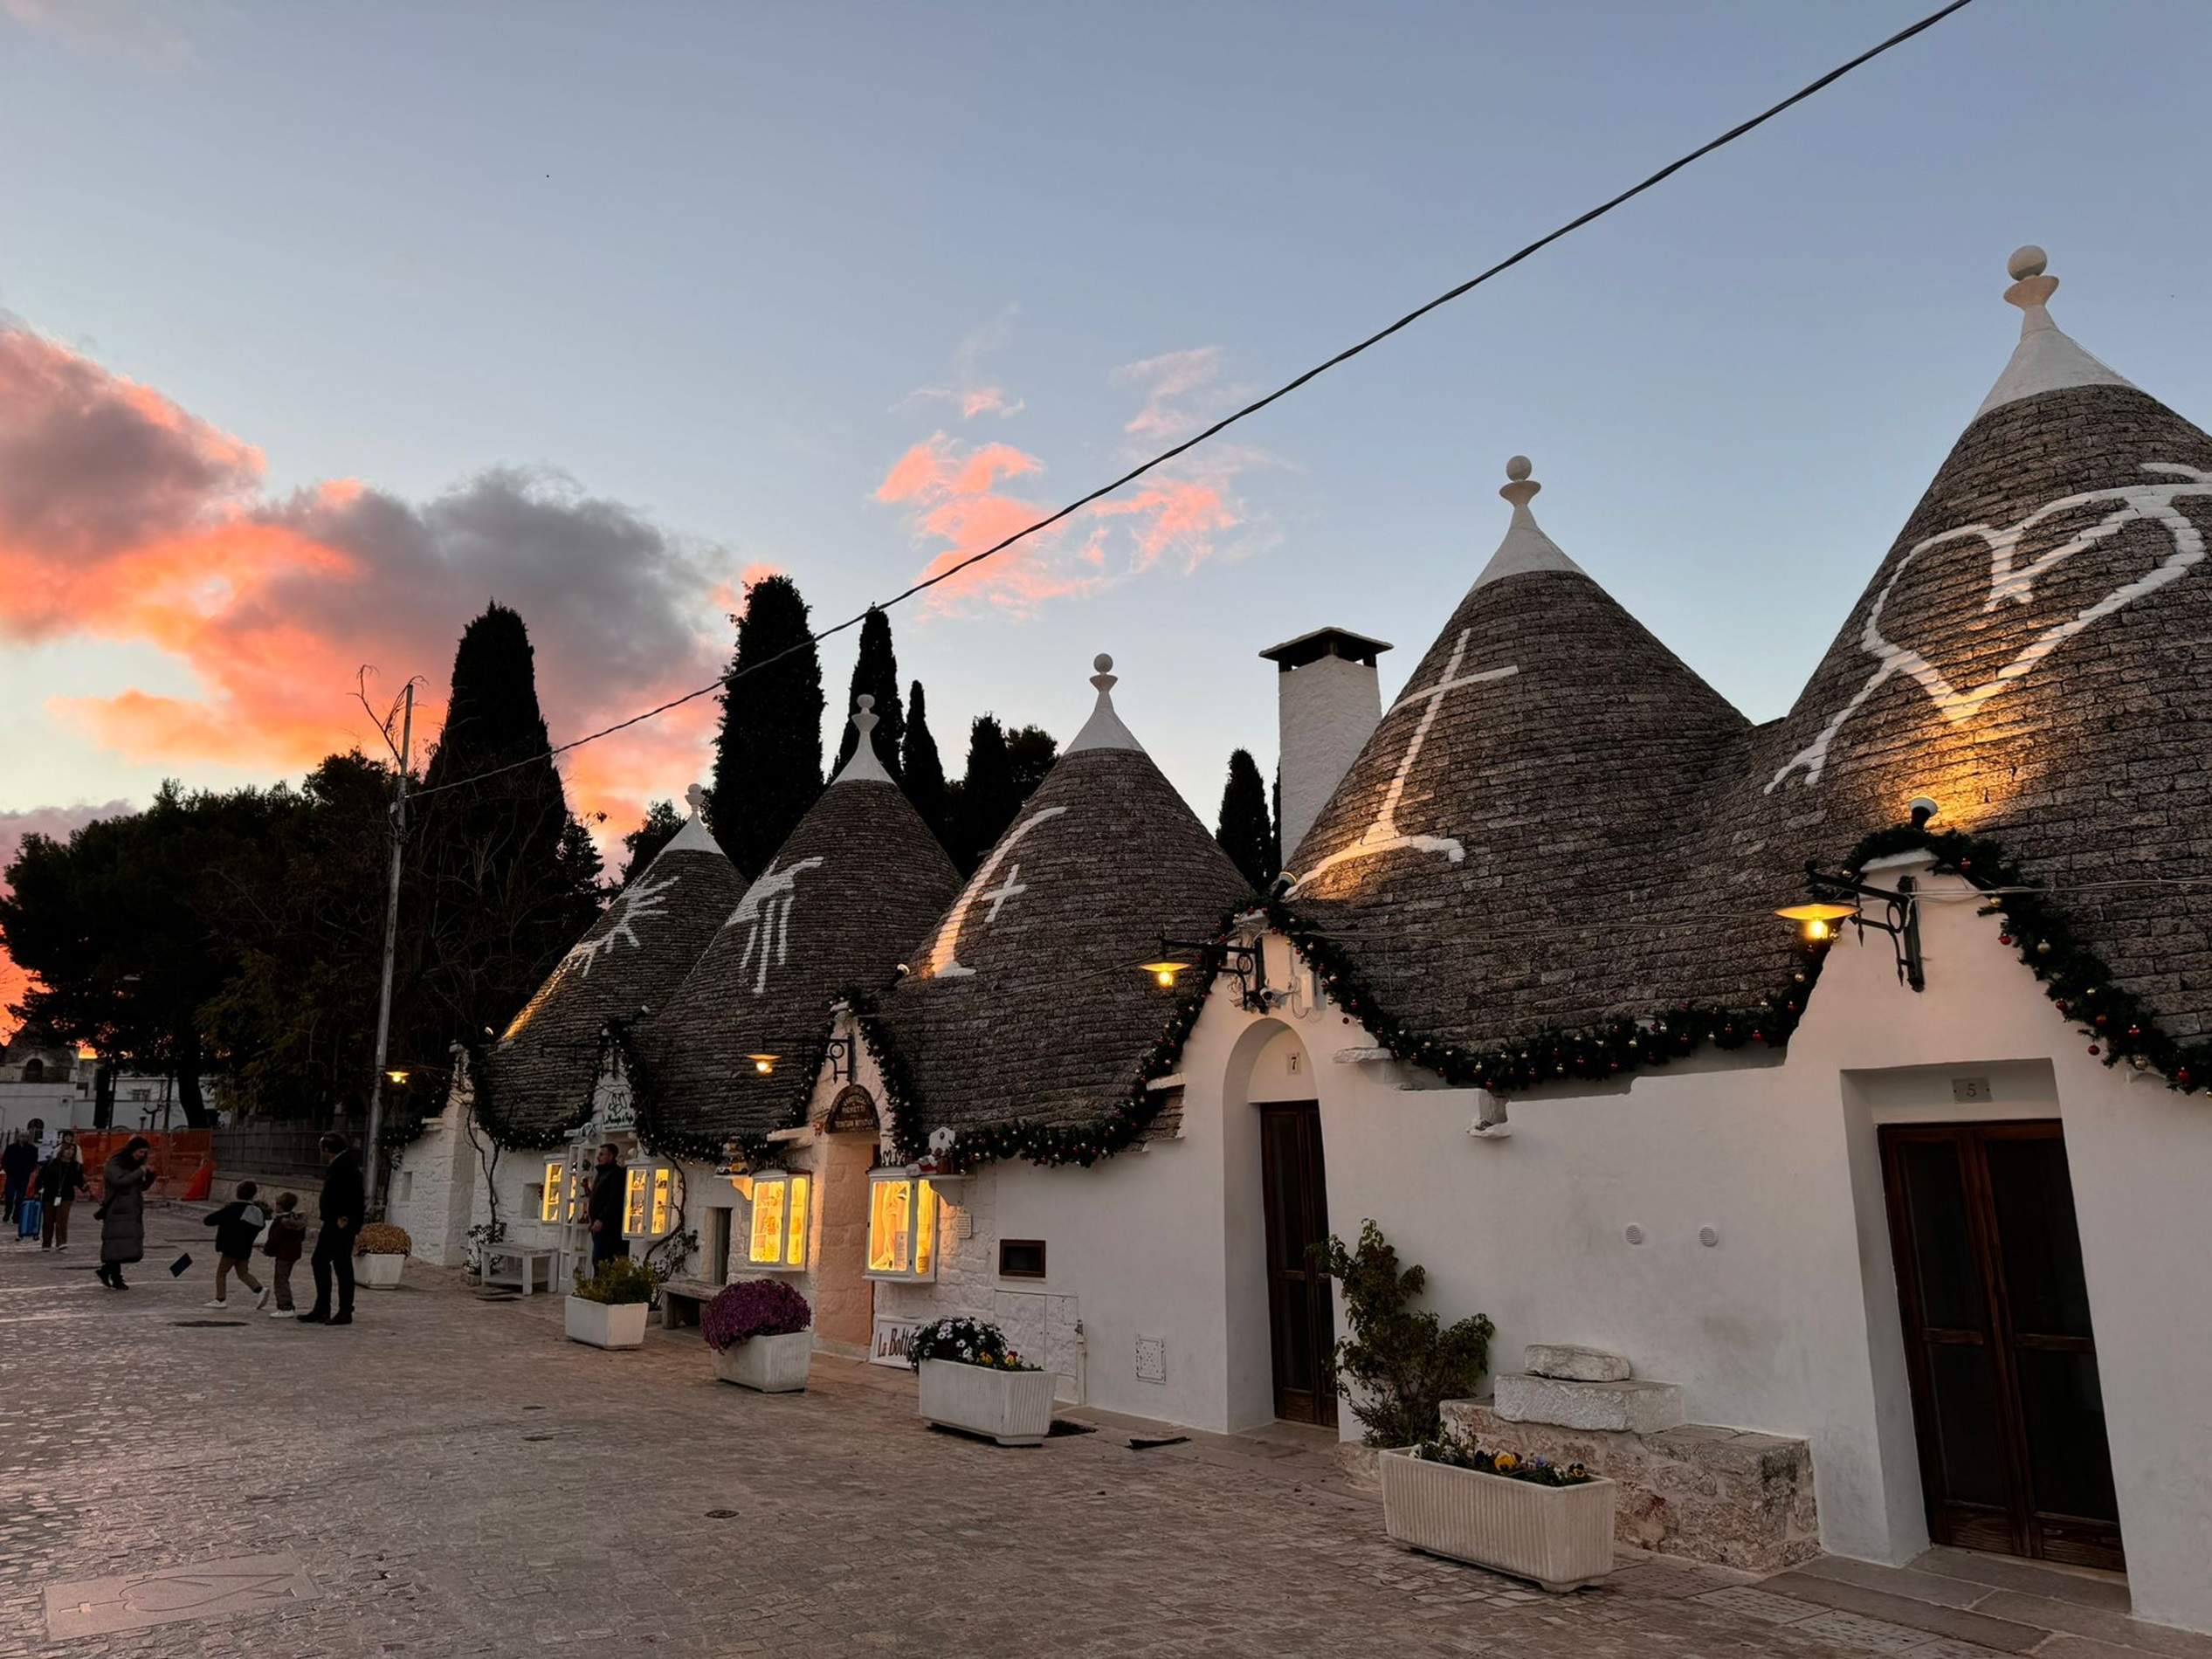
left=3, top=0, right=2209, bottom=840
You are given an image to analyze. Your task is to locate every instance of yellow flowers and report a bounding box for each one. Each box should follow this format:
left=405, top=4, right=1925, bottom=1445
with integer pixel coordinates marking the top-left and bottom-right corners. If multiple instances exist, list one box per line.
left=1492, top=1452, right=1519, bottom=1473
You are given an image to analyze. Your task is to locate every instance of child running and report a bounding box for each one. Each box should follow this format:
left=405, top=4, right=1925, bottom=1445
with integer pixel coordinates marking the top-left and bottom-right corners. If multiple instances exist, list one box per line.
left=203, top=1181, right=269, bottom=1310
left=261, top=1192, right=308, bottom=1318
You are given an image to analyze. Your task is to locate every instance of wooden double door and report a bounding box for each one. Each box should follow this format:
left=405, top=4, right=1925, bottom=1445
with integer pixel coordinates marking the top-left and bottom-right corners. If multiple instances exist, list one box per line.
left=1260, top=1102, right=1337, bottom=1427
left=1880, top=1121, right=2122, bottom=1570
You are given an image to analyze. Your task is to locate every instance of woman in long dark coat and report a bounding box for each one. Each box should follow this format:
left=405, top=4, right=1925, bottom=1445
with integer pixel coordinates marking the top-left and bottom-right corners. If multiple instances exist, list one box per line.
left=98, top=1136, right=155, bottom=1290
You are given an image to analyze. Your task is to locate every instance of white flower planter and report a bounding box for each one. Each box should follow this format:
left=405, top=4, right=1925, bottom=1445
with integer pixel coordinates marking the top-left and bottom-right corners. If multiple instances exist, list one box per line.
left=358, top=1252, right=405, bottom=1290
left=1380, top=1449, right=1617, bottom=1592
left=564, top=1295, right=650, bottom=1351
left=917, top=1358, right=1057, bottom=1446
left=712, top=1331, right=812, bottom=1393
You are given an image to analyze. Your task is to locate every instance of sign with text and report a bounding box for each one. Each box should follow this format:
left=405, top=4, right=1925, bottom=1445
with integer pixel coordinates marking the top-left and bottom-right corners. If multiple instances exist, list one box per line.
left=870, top=1314, right=921, bottom=1369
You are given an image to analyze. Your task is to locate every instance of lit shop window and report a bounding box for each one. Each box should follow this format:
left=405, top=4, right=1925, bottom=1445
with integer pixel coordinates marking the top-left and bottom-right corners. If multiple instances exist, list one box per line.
left=747, top=1173, right=810, bottom=1269
left=866, top=1171, right=937, bottom=1282
left=624, top=1168, right=648, bottom=1236
left=650, top=1167, right=673, bottom=1236
left=539, top=1162, right=564, bottom=1223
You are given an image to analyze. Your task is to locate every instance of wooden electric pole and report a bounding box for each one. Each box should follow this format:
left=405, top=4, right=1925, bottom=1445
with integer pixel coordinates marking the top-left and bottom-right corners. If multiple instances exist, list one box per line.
left=364, top=680, right=414, bottom=1215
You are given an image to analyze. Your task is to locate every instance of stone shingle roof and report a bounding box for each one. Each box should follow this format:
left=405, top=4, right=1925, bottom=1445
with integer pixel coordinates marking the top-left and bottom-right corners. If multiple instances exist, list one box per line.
left=873, top=658, right=1254, bottom=1134
left=1291, top=249, right=2212, bottom=1053
left=640, top=703, right=961, bottom=1145
left=487, top=796, right=747, bottom=1139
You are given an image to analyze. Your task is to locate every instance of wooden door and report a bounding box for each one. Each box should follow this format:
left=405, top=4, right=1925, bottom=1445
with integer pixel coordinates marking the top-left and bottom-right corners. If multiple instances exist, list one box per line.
left=1881, top=1122, right=2122, bottom=1569
left=1260, top=1102, right=1337, bottom=1427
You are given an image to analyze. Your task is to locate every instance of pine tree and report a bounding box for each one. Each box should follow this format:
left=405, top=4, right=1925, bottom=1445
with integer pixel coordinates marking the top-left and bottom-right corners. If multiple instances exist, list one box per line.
left=708, top=575, right=823, bottom=878
left=902, top=678, right=950, bottom=845
left=617, top=799, right=685, bottom=887
left=832, top=609, right=905, bottom=777
left=1005, top=725, right=1058, bottom=801
left=1216, top=747, right=1278, bottom=891
left=413, top=601, right=603, bottom=1045
left=953, top=714, right=1019, bottom=876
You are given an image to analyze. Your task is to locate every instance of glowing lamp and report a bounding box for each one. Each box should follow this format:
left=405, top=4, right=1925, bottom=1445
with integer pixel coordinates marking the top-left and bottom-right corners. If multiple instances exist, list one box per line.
left=1140, top=958, right=1195, bottom=988
left=1775, top=901, right=1857, bottom=942
left=385, top=1068, right=410, bottom=1085
left=746, top=1052, right=779, bottom=1077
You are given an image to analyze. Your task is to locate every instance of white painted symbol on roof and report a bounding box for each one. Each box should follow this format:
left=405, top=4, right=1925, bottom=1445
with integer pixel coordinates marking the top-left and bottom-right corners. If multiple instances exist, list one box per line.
left=1769, top=464, right=2212, bottom=790
left=724, top=856, right=826, bottom=995
left=927, top=806, right=1070, bottom=978
left=563, top=869, right=679, bottom=981
left=980, top=863, right=1028, bottom=923
left=1288, top=629, right=1519, bottom=893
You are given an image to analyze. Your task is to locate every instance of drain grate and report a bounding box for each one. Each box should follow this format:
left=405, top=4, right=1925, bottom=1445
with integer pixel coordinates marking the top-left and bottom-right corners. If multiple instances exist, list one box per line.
left=704, top=1510, right=741, bottom=1520
left=170, top=1319, right=248, bottom=1328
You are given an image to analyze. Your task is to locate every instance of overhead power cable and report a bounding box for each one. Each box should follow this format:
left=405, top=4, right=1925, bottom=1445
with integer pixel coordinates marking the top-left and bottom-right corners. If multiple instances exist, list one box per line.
left=410, top=0, right=1978, bottom=802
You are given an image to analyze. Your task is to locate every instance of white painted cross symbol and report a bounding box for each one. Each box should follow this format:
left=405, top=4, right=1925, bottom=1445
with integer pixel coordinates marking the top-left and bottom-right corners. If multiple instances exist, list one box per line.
left=980, top=864, right=1028, bottom=923
left=1289, top=628, right=1519, bottom=891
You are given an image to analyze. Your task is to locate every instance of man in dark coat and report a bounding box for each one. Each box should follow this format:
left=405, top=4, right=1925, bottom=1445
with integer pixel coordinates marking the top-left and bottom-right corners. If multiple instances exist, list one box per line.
left=2, top=1132, right=37, bottom=1223
left=300, top=1132, right=364, bottom=1326
left=586, top=1143, right=628, bottom=1271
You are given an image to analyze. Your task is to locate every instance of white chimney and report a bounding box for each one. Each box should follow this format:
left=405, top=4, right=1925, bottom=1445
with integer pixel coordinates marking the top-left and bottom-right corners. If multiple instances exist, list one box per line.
left=1259, top=626, right=1391, bottom=864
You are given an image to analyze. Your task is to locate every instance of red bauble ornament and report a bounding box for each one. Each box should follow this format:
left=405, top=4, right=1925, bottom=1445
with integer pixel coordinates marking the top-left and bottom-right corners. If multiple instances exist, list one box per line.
left=2087, top=1043, right=2102, bottom=1057
left=1999, top=933, right=2014, bottom=947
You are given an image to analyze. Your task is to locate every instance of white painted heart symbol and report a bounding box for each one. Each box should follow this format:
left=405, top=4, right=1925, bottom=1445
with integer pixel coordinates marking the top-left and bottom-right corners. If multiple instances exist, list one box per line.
left=1769, top=464, right=2212, bottom=789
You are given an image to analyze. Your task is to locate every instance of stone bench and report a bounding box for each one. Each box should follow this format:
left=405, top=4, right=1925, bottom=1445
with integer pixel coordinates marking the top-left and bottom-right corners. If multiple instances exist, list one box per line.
left=658, top=1277, right=722, bottom=1329
left=1441, top=1399, right=1818, bottom=1573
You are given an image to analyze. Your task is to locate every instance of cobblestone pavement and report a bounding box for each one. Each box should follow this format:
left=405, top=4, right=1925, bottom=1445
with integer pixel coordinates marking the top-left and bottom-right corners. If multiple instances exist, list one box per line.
left=0, top=1207, right=2073, bottom=1657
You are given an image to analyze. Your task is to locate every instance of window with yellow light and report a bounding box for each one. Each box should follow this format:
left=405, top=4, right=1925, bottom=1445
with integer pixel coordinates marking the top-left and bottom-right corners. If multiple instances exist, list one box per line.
left=746, top=1172, right=810, bottom=1269
left=623, top=1168, right=649, bottom=1237
left=539, top=1161, right=564, bottom=1224
left=650, top=1167, right=673, bottom=1236
left=865, top=1170, right=937, bottom=1282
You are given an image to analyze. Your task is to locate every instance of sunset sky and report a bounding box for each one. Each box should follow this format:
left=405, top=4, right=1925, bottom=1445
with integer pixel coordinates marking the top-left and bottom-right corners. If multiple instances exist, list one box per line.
left=5, top=0, right=2212, bottom=999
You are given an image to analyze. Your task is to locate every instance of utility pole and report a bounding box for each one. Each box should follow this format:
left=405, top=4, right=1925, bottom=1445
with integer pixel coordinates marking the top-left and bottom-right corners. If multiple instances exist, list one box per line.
left=364, top=681, right=414, bottom=1217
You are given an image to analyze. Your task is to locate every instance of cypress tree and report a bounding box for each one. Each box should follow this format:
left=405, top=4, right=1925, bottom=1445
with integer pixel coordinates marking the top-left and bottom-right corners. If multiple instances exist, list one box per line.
left=1005, top=725, right=1058, bottom=802
left=832, top=609, right=905, bottom=777
left=1216, top=747, right=1277, bottom=891
left=708, top=575, right=823, bottom=878
left=616, top=799, right=685, bottom=887
left=902, top=678, right=950, bottom=846
left=414, top=601, right=603, bottom=1044
left=954, top=714, right=1020, bottom=876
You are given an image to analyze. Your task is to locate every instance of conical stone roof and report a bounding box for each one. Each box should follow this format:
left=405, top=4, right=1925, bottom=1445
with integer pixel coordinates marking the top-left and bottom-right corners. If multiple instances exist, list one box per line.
left=642, top=698, right=960, bottom=1145
left=487, top=786, right=748, bottom=1140
left=873, top=656, right=1253, bottom=1136
left=1286, top=458, right=1749, bottom=1046
left=1728, top=246, right=2212, bottom=1036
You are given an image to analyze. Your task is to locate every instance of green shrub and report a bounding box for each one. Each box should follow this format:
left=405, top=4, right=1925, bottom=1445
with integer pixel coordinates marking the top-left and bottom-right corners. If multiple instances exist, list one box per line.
left=571, top=1256, right=660, bottom=1305
left=1314, top=1219, right=1494, bottom=1448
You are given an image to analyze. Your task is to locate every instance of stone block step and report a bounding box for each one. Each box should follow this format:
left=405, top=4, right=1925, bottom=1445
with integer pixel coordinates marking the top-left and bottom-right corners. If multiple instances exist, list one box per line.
left=1493, top=1372, right=1685, bottom=1435
left=1524, top=1343, right=1630, bottom=1382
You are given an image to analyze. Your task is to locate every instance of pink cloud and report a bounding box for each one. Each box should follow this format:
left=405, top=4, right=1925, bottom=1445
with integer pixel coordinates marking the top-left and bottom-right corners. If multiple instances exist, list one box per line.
left=1113, top=347, right=1228, bottom=442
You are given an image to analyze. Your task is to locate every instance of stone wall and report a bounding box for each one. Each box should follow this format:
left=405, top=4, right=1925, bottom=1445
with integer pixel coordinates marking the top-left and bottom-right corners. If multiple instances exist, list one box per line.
left=1442, top=1400, right=1819, bottom=1573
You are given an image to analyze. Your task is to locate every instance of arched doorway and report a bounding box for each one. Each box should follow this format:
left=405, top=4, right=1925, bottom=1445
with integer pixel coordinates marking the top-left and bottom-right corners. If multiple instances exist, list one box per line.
left=1229, top=1021, right=1336, bottom=1428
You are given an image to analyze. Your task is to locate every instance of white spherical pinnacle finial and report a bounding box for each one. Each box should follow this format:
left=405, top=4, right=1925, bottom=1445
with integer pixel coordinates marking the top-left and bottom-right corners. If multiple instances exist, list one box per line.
left=1505, top=455, right=1532, bottom=482
left=1093, top=652, right=1113, bottom=675
left=1499, top=454, right=1540, bottom=507
left=685, top=781, right=706, bottom=815
left=857, top=692, right=875, bottom=712
left=2009, top=244, right=2049, bottom=281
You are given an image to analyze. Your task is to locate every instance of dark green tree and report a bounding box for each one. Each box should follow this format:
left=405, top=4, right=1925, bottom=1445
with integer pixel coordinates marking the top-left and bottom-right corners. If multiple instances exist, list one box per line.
left=1215, top=747, right=1278, bottom=891
left=412, top=602, right=604, bottom=1047
left=901, top=678, right=950, bottom=847
left=708, top=575, right=823, bottom=878
left=953, top=715, right=1017, bottom=875
left=832, top=609, right=904, bottom=778
left=617, top=800, right=686, bottom=887
left=1005, top=725, right=1058, bottom=801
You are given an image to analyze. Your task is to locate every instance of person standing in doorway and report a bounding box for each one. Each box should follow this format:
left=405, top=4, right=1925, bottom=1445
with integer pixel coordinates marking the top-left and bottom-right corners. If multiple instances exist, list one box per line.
left=299, top=1132, right=363, bottom=1326
left=96, top=1135, right=155, bottom=1290
left=2, top=1132, right=37, bottom=1225
left=37, top=1138, right=85, bottom=1251
left=586, top=1143, right=629, bottom=1271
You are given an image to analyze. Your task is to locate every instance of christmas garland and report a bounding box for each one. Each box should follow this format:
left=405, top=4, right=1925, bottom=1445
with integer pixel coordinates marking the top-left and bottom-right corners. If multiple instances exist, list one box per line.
left=1261, top=894, right=1830, bottom=1094
left=845, top=936, right=1227, bottom=1174
left=1839, top=823, right=2212, bottom=1093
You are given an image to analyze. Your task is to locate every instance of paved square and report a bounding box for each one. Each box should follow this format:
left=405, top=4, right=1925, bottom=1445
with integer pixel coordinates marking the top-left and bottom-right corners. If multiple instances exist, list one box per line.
left=0, top=1208, right=2041, bottom=1657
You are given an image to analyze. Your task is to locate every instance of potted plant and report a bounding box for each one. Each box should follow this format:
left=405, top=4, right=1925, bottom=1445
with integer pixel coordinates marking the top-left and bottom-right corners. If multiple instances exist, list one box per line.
left=908, top=1317, right=1056, bottom=1446
left=1380, top=1431, right=1616, bottom=1592
left=702, top=1279, right=813, bottom=1392
left=355, top=1222, right=412, bottom=1290
left=565, top=1256, right=658, bottom=1350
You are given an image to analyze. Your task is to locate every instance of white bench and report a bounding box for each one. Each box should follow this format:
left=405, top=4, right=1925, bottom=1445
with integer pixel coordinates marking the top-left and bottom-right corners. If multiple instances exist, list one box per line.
left=483, top=1243, right=562, bottom=1297
left=658, top=1277, right=722, bottom=1328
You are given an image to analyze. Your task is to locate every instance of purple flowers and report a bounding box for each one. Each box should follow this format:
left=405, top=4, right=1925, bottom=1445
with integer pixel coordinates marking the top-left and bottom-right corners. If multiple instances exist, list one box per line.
left=701, top=1278, right=812, bottom=1352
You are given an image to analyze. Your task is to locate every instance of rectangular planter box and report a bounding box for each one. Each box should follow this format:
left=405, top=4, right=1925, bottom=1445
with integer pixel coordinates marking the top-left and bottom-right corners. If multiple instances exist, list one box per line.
left=918, top=1358, right=1056, bottom=1446
left=358, top=1252, right=405, bottom=1291
left=712, top=1331, right=812, bottom=1393
left=564, top=1295, right=650, bottom=1351
left=1380, top=1449, right=1617, bottom=1592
